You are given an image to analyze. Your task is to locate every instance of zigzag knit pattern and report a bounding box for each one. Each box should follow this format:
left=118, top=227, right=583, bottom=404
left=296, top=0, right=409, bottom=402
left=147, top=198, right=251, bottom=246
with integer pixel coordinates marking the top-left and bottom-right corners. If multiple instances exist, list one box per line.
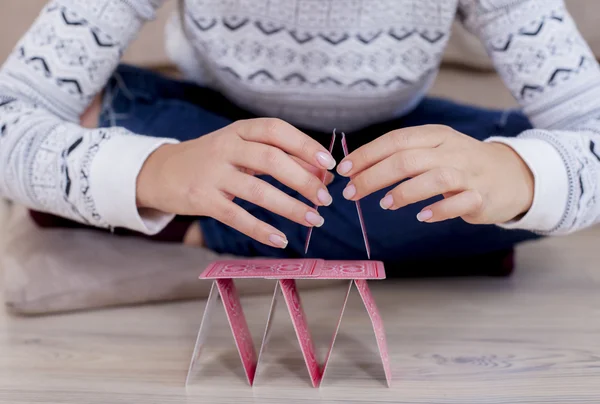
left=0, top=0, right=599, bottom=234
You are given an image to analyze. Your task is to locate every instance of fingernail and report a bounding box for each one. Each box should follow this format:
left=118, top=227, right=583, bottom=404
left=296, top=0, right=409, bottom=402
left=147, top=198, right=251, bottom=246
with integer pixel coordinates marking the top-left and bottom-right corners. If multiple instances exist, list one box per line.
left=343, top=184, right=356, bottom=200
left=417, top=209, right=433, bottom=222
left=380, top=195, right=394, bottom=210
left=337, top=160, right=353, bottom=175
left=317, top=188, right=333, bottom=206
left=305, top=211, right=325, bottom=227
left=268, top=234, right=288, bottom=248
left=316, top=152, right=336, bottom=170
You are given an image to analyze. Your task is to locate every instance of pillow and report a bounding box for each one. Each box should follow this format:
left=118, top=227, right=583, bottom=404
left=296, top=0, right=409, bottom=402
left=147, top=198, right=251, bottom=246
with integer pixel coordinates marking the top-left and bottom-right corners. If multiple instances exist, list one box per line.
left=1, top=206, right=342, bottom=315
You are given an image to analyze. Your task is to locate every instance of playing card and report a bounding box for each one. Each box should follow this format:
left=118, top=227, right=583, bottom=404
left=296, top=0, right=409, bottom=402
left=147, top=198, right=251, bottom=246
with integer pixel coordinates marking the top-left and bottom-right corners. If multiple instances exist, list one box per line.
left=200, top=259, right=322, bottom=279
left=254, top=281, right=280, bottom=383
left=320, top=280, right=353, bottom=385
left=279, top=279, right=322, bottom=387
left=304, top=131, right=337, bottom=254
left=354, top=279, right=392, bottom=387
left=341, top=132, right=371, bottom=259
left=314, top=260, right=385, bottom=279
left=185, top=281, right=220, bottom=387
left=216, top=279, right=258, bottom=385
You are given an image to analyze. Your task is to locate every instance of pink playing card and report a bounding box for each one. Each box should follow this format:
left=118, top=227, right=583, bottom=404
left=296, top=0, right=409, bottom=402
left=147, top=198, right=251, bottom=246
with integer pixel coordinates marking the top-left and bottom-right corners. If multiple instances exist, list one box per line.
left=304, top=131, right=337, bottom=254
left=354, top=279, right=392, bottom=387
left=341, top=132, right=371, bottom=259
left=279, top=279, right=322, bottom=387
left=254, top=281, right=280, bottom=384
left=314, top=260, right=386, bottom=279
left=216, top=279, right=258, bottom=385
left=200, top=259, right=322, bottom=279
left=320, top=280, right=353, bottom=384
left=186, top=281, right=220, bottom=387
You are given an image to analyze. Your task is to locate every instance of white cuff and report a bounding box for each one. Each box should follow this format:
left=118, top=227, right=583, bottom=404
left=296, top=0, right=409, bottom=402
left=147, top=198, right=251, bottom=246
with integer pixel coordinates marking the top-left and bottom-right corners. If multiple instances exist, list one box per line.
left=485, top=136, right=568, bottom=232
left=90, top=131, right=179, bottom=235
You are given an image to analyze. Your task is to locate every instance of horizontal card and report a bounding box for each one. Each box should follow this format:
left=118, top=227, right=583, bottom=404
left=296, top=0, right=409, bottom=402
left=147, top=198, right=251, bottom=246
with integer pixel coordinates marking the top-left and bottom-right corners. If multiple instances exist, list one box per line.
left=314, top=260, right=385, bottom=279
left=200, top=259, right=323, bottom=279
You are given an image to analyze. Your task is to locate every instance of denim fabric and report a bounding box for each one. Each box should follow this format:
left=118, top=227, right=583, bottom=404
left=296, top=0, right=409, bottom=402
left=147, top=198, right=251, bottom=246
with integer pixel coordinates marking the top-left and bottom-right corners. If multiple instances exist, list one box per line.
left=99, top=64, right=539, bottom=265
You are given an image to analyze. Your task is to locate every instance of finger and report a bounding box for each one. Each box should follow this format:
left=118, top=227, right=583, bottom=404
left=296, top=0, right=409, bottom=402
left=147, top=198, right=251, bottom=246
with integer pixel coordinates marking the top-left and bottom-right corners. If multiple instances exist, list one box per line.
left=324, top=172, right=334, bottom=186
left=234, top=142, right=333, bottom=207
left=248, top=156, right=329, bottom=182
left=343, top=149, right=437, bottom=200
left=337, top=125, right=448, bottom=177
left=416, top=190, right=483, bottom=223
left=237, top=118, right=336, bottom=170
left=291, top=156, right=327, bottom=181
left=210, top=198, right=289, bottom=248
left=292, top=156, right=334, bottom=185
left=380, top=167, right=467, bottom=210
left=223, top=172, right=325, bottom=228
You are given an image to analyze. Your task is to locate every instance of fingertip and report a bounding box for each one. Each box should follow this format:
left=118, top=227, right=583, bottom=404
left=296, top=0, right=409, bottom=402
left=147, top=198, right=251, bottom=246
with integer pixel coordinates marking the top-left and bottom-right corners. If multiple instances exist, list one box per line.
left=318, top=188, right=333, bottom=206
left=416, top=209, right=433, bottom=222
left=337, top=160, right=353, bottom=176
left=342, top=184, right=356, bottom=200
left=325, top=172, right=335, bottom=186
left=268, top=233, right=288, bottom=248
left=316, top=151, right=336, bottom=170
left=380, top=194, right=394, bottom=210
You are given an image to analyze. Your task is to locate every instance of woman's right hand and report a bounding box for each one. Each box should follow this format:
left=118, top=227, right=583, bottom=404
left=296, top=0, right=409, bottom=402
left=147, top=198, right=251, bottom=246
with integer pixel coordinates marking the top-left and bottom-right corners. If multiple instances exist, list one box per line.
left=135, top=118, right=337, bottom=248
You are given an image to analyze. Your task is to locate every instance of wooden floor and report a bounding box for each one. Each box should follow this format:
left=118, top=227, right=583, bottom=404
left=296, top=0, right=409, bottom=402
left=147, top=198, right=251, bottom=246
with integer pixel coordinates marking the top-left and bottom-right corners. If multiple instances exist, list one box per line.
left=1, top=227, right=600, bottom=403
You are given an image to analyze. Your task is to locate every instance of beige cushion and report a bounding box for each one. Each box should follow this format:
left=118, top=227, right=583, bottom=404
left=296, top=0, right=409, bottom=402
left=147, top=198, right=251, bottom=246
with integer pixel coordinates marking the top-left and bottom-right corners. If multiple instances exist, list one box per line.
left=2, top=207, right=342, bottom=315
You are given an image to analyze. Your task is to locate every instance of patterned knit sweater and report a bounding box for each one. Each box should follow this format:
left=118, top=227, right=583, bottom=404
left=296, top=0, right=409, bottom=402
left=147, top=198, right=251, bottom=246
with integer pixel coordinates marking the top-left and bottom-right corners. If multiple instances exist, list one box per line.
left=1, top=0, right=599, bottom=236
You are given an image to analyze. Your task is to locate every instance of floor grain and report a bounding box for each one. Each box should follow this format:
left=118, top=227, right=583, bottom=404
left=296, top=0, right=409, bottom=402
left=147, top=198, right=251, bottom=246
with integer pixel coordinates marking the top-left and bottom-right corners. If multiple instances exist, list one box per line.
left=1, top=227, right=600, bottom=403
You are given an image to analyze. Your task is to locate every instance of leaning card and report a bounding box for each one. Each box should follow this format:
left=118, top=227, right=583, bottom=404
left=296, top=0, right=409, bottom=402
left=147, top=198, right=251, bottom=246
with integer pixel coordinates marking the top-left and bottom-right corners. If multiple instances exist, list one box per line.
left=314, top=260, right=385, bottom=279
left=304, top=130, right=337, bottom=254
left=341, top=132, right=372, bottom=259
left=200, top=259, right=323, bottom=279
left=354, top=279, right=392, bottom=387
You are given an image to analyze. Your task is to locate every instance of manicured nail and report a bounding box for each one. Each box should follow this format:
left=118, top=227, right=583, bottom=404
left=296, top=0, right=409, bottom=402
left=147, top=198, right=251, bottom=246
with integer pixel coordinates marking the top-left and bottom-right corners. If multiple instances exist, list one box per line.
left=337, top=160, right=353, bottom=175
left=380, top=195, right=394, bottom=210
left=269, top=234, right=288, bottom=248
left=343, top=184, right=356, bottom=200
left=305, top=211, right=325, bottom=227
left=417, top=209, right=433, bottom=222
left=317, top=188, right=333, bottom=206
left=316, top=152, right=336, bottom=170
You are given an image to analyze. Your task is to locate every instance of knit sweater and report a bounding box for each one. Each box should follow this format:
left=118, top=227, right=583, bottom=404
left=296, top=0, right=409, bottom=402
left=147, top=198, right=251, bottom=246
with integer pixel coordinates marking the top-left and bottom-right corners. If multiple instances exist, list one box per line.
left=0, top=0, right=599, bottom=236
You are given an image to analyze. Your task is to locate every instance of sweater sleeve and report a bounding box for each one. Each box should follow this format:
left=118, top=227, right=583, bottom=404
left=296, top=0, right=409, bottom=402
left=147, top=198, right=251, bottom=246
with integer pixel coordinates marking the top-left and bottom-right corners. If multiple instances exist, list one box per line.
left=458, top=0, right=600, bottom=235
left=0, top=0, right=178, bottom=234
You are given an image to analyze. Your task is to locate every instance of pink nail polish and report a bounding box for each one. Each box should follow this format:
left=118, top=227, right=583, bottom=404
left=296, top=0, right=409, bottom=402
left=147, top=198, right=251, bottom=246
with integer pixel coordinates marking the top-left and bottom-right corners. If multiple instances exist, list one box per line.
left=317, top=188, right=332, bottom=206
left=343, top=184, right=356, bottom=200
left=380, top=195, right=394, bottom=210
left=417, top=209, right=433, bottom=222
left=316, top=152, right=336, bottom=170
left=305, top=211, right=325, bottom=227
left=268, top=234, right=288, bottom=248
left=338, top=160, right=353, bottom=175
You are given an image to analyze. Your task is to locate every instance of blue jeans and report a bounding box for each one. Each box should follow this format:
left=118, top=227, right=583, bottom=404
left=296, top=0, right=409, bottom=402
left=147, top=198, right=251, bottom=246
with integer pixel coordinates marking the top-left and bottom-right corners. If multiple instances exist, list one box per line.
left=99, top=65, right=539, bottom=267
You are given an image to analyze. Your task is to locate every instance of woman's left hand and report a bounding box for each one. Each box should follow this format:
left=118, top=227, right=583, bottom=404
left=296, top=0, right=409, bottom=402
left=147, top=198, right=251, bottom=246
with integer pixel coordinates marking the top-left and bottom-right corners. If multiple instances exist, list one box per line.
left=336, top=125, right=535, bottom=224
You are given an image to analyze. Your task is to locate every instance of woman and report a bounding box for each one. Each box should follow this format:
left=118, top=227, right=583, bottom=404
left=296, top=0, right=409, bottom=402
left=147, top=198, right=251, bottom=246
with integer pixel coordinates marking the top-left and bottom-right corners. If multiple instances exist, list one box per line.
left=1, top=0, right=598, bottom=274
